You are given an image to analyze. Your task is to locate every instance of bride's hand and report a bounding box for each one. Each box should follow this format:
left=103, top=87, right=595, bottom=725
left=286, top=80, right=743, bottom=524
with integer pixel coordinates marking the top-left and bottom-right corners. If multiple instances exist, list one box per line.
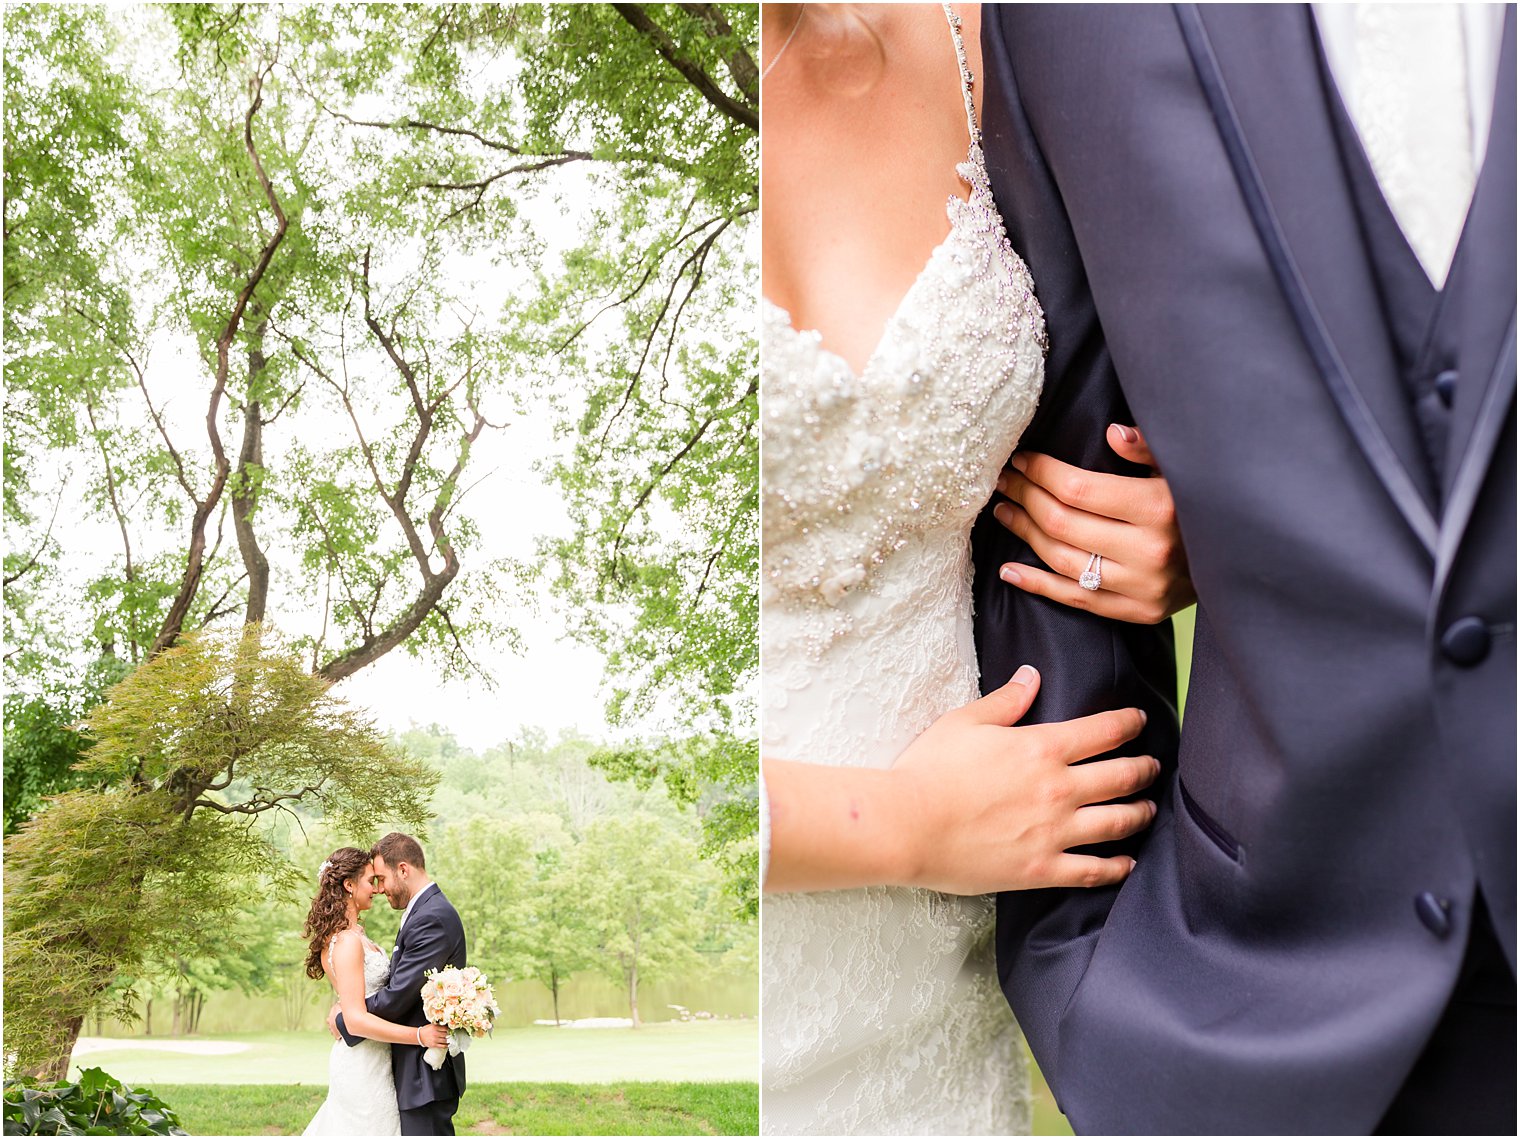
left=763, top=668, right=1159, bottom=895
left=419, top=1024, right=448, bottom=1049
left=891, top=667, right=1158, bottom=894
left=993, top=424, right=1195, bottom=623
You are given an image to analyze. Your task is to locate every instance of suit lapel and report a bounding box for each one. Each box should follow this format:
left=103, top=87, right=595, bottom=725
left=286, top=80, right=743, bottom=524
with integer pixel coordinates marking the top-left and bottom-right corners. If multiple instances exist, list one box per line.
left=1436, top=7, right=1516, bottom=593
left=1176, top=3, right=1440, bottom=557
left=396, top=886, right=427, bottom=956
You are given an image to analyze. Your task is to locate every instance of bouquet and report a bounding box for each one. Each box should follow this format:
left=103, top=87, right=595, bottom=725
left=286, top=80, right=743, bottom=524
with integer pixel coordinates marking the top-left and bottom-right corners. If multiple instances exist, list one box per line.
left=419, top=965, right=500, bottom=1070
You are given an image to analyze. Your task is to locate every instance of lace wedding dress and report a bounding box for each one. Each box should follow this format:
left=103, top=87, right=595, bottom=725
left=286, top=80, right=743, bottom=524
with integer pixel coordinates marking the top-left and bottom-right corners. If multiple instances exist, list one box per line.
left=304, top=937, right=401, bottom=1136
left=760, top=7, right=1048, bottom=1134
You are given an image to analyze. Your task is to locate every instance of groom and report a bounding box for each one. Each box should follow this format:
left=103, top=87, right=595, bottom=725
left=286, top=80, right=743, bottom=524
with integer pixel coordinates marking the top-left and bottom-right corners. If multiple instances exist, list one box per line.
left=333, top=832, right=468, bottom=1136
left=973, top=4, right=1515, bottom=1134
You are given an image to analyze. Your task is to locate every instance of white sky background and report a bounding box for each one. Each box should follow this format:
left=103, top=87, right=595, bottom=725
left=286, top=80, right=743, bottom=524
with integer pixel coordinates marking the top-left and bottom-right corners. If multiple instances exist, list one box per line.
left=15, top=7, right=755, bottom=752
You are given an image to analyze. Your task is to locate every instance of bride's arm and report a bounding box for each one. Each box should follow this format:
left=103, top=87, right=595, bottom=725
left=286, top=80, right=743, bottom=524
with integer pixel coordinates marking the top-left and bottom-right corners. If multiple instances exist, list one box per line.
left=763, top=666, right=1159, bottom=895
left=993, top=424, right=1196, bottom=622
left=327, top=933, right=448, bottom=1048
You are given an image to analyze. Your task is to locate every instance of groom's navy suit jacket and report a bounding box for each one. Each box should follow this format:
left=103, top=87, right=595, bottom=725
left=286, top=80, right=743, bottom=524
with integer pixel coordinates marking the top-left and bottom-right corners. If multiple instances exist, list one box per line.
left=972, top=5, right=1516, bottom=1134
left=337, top=885, right=468, bottom=1113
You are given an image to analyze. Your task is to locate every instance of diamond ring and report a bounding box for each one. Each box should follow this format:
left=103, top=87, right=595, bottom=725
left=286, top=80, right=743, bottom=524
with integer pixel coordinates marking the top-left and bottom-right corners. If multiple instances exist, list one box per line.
left=1078, top=553, right=1103, bottom=591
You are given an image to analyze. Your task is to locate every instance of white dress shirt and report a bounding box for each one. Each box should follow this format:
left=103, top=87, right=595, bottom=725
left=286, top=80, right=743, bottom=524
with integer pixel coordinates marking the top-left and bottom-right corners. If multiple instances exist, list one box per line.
left=1313, top=3, right=1506, bottom=285
left=397, top=880, right=437, bottom=942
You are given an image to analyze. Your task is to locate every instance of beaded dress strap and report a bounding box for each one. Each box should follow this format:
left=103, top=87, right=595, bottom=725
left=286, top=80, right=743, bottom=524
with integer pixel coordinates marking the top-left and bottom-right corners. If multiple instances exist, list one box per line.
left=942, top=4, right=981, bottom=147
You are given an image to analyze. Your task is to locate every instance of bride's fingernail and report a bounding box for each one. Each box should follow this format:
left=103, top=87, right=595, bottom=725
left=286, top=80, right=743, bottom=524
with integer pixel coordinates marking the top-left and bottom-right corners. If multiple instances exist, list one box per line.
left=1111, top=423, right=1138, bottom=443
left=1000, top=564, right=1022, bottom=585
left=1012, top=664, right=1037, bottom=685
left=1010, top=453, right=1030, bottom=472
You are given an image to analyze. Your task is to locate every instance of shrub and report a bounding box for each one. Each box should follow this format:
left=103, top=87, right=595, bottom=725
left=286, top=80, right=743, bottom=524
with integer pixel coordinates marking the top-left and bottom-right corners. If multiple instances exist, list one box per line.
left=2, top=1067, right=187, bottom=1135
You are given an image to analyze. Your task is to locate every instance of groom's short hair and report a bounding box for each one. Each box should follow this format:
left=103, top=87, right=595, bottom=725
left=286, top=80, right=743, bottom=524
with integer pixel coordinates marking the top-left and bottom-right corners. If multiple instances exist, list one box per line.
left=372, top=832, right=425, bottom=871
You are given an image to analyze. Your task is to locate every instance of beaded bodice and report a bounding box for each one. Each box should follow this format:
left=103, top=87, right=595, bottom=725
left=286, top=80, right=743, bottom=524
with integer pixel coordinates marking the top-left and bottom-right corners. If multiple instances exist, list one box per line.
left=761, top=25, right=1047, bottom=721
left=329, top=933, right=391, bottom=999
left=761, top=41, right=1045, bottom=662
left=760, top=7, right=1047, bottom=1135
left=360, top=939, right=390, bottom=998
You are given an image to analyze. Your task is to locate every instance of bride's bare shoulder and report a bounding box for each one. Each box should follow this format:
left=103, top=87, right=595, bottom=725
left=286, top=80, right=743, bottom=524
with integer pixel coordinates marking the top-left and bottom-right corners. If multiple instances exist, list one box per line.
left=325, top=927, right=365, bottom=972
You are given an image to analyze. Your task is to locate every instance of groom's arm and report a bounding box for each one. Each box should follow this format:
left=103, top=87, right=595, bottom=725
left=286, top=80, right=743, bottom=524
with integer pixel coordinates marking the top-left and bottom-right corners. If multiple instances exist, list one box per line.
left=973, top=3, right=1182, bottom=1079
left=975, top=6, right=1179, bottom=802
left=368, top=912, right=453, bottom=1023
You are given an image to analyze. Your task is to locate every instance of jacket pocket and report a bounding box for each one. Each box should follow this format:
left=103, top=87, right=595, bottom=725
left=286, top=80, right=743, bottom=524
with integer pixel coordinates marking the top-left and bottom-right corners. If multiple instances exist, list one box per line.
left=1178, top=777, right=1241, bottom=862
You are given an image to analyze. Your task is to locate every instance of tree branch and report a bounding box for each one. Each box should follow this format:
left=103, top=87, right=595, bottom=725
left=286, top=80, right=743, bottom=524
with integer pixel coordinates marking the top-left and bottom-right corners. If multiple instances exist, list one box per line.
left=313, top=270, right=495, bottom=684
left=81, top=388, right=138, bottom=651
left=231, top=319, right=271, bottom=625
left=612, top=4, right=758, bottom=131
left=678, top=3, right=758, bottom=103
left=193, top=782, right=327, bottom=816
left=324, top=108, right=526, bottom=153
left=69, top=305, right=196, bottom=501
left=152, top=65, right=288, bottom=656
left=598, top=215, right=734, bottom=451
left=420, top=153, right=595, bottom=225
left=3, top=480, right=65, bottom=588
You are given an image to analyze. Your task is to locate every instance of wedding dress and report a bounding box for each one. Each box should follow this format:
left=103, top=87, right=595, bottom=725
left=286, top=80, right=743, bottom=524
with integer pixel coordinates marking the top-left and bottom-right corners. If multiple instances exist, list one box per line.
left=760, top=7, right=1048, bottom=1134
left=303, top=937, right=401, bottom=1136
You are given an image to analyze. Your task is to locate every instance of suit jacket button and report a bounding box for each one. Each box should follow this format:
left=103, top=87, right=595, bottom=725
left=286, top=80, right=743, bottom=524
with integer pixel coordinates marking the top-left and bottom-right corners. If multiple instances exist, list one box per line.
left=1440, top=617, right=1490, bottom=666
left=1415, top=893, right=1452, bottom=938
left=1434, top=369, right=1458, bottom=408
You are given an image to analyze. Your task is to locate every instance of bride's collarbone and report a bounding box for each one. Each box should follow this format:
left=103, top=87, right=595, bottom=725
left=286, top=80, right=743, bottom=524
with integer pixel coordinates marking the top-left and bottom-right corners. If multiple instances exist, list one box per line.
left=763, top=85, right=975, bottom=372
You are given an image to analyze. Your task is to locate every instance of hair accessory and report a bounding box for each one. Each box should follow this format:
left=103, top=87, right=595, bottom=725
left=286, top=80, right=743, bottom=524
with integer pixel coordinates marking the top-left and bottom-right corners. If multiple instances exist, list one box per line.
left=319, top=860, right=333, bottom=876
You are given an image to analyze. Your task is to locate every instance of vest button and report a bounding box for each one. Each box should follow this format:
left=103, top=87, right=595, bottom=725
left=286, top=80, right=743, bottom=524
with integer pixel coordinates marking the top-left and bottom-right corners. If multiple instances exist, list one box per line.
left=1414, top=892, right=1452, bottom=938
left=1440, top=617, right=1490, bottom=666
left=1434, top=369, right=1458, bottom=408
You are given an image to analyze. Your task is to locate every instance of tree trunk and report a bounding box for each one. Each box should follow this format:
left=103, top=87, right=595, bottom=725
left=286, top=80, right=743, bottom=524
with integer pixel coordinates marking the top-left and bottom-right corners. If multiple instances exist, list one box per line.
left=233, top=321, right=270, bottom=625
left=627, top=962, right=640, bottom=1028
left=35, top=1014, right=84, bottom=1082
left=145, top=997, right=153, bottom=1036
left=550, top=967, right=561, bottom=1027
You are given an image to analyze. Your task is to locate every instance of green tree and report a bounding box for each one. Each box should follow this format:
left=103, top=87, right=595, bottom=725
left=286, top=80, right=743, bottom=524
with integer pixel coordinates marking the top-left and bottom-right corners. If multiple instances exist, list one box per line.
left=4, top=5, right=759, bottom=913
left=1, top=654, right=128, bottom=835
left=501, top=4, right=760, bottom=913
left=154, top=897, right=286, bottom=1036
left=430, top=818, right=537, bottom=990
left=519, top=845, right=599, bottom=1027
left=3, top=627, right=435, bottom=1078
left=571, top=814, right=711, bottom=1027
left=591, top=733, right=758, bottom=917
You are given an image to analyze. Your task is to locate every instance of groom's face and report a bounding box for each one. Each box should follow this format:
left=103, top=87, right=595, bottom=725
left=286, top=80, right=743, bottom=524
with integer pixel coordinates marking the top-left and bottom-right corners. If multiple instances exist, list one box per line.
left=372, top=853, right=411, bottom=910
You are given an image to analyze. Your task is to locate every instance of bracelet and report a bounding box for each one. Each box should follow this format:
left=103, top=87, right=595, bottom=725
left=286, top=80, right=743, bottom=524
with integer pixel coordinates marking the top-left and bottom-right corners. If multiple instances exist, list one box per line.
left=416, top=1026, right=423, bottom=1046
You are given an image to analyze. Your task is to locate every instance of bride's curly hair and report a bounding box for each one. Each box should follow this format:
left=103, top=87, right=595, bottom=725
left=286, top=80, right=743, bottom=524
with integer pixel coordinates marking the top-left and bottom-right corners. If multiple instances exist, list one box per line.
left=302, top=846, right=372, bottom=980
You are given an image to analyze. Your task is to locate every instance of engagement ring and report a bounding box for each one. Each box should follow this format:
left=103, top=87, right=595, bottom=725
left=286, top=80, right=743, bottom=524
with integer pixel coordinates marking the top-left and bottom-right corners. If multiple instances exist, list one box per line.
left=1079, top=553, right=1103, bottom=591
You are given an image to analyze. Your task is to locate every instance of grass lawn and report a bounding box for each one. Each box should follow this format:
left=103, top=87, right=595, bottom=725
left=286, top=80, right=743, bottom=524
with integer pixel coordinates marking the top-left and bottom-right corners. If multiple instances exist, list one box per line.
left=156, top=1081, right=757, bottom=1136
left=72, top=1020, right=756, bottom=1085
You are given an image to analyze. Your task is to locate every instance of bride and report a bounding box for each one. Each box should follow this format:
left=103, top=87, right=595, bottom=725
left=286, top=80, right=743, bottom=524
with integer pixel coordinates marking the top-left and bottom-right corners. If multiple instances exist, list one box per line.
left=760, top=4, right=1192, bottom=1134
left=300, top=846, right=447, bottom=1136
